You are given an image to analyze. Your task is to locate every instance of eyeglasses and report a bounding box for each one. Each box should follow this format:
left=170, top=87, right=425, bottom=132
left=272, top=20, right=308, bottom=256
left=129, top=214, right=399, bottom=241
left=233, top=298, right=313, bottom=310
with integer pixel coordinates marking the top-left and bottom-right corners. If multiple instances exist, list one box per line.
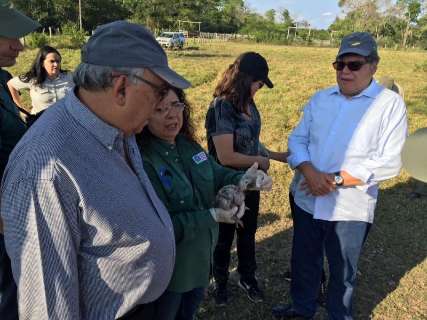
left=154, top=101, right=186, bottom=116
left=132, top=74, right=171, bottom=100
left=332, top=60, right=369, bottom=71
left=112, top=73, right=170, bottom=100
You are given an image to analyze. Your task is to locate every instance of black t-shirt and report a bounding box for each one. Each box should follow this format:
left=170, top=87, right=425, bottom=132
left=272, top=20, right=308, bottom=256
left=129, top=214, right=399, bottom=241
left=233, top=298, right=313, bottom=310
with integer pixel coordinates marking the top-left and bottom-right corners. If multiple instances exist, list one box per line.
left=205, top=98, right=261, bottom=168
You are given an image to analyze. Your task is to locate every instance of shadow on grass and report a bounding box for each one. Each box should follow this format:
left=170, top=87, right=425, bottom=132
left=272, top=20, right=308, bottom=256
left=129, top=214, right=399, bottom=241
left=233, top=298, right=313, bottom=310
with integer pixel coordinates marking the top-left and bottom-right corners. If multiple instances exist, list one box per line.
left=199, top=180, right=426, bottom=319
left=198, top=211, right=295, bottom=320
left=257, top=212, right=281, bottom=227
left=354, top=181, right=427, bottom=319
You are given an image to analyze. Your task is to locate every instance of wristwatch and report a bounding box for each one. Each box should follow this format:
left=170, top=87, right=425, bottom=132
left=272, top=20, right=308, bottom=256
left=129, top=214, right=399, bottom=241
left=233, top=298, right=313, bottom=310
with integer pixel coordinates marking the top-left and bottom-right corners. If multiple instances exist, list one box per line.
left=334, top=172, right=344, bottom=186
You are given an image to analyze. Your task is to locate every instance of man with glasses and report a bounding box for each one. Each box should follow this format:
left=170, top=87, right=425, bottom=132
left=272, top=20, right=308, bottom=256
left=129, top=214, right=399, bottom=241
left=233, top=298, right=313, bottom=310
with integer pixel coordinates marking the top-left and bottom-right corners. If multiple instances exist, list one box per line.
left=1, top=20, right=190, bottom=319
left=272, top=32, right=407, bottom=319
left=0, top=2, right=39, bottom=319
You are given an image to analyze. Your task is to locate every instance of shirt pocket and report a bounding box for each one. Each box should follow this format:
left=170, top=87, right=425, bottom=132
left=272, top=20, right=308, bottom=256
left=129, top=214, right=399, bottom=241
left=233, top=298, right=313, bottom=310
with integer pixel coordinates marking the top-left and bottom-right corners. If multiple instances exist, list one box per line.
left=164, top=171, right=194, bottom=211
left=34, top=87, right=53, bottom=104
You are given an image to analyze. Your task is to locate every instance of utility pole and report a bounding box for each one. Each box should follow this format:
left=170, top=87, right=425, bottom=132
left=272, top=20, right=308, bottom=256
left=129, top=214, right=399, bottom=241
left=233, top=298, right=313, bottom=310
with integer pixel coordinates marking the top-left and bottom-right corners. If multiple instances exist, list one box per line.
left=79, top=0, right=83, bottom=30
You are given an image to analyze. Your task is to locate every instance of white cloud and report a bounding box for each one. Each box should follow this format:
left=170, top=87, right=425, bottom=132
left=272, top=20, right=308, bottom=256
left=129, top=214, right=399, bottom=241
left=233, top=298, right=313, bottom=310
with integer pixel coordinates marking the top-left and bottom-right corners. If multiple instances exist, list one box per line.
left=322, top=12, right=333, bottom=16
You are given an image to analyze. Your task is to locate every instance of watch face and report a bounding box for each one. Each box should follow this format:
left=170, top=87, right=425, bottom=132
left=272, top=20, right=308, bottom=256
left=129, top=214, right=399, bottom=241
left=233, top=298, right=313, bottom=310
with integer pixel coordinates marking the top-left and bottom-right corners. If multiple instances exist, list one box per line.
left=335, top=175, right=344, bottom=185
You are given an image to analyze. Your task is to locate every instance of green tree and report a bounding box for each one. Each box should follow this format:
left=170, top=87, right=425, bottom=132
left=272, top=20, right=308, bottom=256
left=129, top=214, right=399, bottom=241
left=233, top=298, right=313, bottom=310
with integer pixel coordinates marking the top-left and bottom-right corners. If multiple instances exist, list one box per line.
left=265, top=9, right=276, bottom=23
left=396, top=0, right=422, bottom=46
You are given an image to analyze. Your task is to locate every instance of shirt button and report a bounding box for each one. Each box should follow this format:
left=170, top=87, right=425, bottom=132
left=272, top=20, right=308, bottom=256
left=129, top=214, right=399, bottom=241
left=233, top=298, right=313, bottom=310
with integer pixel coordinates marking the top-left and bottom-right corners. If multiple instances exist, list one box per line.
left=180, top=200, right=184, bottom=204
left=107, top=145, right=113, bottom=150
left=175, top=158, right=179, bottom=162
left=165, top=151, right=169, bottom=156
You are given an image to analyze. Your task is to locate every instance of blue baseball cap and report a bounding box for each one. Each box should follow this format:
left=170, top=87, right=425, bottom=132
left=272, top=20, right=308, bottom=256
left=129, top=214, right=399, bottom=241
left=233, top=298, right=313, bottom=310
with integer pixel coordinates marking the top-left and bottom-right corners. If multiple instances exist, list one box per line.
left=337, top=32, right=378, bottom=58
left=0, top=0, right=40, bottom=38
left=82, top=20, right=191, bottom=89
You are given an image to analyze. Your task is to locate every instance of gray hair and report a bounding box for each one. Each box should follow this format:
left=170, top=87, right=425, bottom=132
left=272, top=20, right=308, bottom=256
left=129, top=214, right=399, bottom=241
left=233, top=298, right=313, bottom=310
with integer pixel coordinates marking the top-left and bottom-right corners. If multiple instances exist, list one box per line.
left=73, top=63, right=145, bottom=91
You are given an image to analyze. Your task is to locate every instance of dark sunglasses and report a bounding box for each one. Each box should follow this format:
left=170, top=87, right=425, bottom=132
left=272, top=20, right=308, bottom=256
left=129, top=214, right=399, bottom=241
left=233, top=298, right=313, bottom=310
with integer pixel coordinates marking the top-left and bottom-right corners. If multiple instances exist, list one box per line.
left=332, top=60, right=369, bottom=71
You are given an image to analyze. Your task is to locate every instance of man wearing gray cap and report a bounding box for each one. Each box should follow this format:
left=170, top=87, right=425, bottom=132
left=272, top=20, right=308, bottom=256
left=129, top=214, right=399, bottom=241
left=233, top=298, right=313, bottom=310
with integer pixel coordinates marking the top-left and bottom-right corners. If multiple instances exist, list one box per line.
left=273, top=32, right=407, bottom=319
left=1, top=20, right=190, bottom=319
left=0, top=2, right=39, bottom=319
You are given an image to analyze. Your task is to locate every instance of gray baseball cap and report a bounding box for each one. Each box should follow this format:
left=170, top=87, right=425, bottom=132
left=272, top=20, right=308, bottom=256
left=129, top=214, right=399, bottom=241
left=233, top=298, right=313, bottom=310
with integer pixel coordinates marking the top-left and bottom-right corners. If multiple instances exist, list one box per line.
left=82, top=20, right=191, bottom=89
left=0, top=0, right=40, bottom=38
left=337, top=32, right=377, bottom=58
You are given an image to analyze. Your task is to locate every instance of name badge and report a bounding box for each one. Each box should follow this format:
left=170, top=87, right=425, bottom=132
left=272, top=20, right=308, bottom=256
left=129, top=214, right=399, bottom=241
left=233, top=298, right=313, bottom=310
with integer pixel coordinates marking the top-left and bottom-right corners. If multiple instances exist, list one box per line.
left=192, top=151, right=208, bottom=164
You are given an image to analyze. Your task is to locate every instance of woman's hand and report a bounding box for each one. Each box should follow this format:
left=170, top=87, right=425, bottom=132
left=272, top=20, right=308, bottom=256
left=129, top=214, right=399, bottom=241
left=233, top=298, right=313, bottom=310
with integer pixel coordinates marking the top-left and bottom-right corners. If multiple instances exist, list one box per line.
left=257, top=156, right=270, bottom=171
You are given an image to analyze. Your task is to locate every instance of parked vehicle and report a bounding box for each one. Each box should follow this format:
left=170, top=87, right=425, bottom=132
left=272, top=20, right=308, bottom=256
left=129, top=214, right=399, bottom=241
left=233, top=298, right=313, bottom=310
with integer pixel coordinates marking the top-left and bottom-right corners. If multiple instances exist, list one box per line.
left=156, top=32, right=185, bottom=49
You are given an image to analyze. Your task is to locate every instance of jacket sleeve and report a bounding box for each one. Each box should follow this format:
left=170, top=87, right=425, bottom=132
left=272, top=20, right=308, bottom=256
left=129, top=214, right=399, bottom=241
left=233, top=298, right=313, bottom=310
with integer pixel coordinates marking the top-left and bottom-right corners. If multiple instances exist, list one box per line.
left=209, top=156, right=244, bottom=191
left=341, top=97, right=408, bottom=183
left=1, top=177, right=81, bottom=320
left=287, top=100, right=313, bottom=169
left=143, top=161, right=217, bottom=244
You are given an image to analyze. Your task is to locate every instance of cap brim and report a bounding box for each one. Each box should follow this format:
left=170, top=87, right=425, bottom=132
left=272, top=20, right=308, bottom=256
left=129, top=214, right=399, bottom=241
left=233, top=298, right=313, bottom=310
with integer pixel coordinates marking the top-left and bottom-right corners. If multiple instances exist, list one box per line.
left=151, top=66, right=191, bottom=89
left=264, top=77, right=274, bottom=89
left=402, top=127, right=427, bottom=183
left=337, top=48, right=370, bottom=58
left=0, top=8, right=40, bottom=38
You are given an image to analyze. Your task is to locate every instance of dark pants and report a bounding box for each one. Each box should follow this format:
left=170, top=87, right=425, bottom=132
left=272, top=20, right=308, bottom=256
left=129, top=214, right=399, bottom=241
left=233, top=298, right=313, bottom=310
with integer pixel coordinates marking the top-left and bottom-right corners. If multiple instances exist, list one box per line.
left=118, top=303, right=156, bottom=320
left=0, top=234, right=18, bottom=320
left=213, top=190, right=260, bottom=285
left=154, top=287, right=205, bottom=320
left=290, top=204, right=371, bottom=320
left=120, top=288, right=205, bottom=320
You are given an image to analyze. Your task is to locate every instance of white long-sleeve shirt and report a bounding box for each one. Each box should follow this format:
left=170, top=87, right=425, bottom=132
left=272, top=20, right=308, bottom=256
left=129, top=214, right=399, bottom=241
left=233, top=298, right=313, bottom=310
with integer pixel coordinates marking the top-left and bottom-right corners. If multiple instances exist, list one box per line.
left=288, top=80, right=407, bottom=222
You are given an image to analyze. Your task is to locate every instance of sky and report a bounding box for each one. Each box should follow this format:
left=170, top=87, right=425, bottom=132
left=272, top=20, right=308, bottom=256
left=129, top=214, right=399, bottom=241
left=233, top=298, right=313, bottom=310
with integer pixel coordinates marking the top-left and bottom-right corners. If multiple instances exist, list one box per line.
left=246, top=0, right=342, bottom=30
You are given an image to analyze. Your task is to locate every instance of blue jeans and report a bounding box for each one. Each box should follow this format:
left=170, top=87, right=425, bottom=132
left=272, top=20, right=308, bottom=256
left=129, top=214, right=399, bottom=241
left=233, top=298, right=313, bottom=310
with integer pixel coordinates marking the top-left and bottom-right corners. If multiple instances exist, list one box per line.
left=0, top=234, right=18, bottom=320
left=155, top=287, right=205, bottom=320
left=290, top=205, right=371, bottom=320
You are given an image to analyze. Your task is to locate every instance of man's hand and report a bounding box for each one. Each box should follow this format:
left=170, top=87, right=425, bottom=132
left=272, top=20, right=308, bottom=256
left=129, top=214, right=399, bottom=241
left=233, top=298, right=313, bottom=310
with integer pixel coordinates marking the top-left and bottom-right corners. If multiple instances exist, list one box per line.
left=340, top=170, right=363, bottom=186
left=298, top=162, right=335, bottom=196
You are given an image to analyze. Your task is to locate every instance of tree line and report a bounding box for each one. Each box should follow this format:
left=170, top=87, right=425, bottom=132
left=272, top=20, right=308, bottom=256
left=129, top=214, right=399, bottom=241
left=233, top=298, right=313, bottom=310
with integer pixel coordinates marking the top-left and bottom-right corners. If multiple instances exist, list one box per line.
left=10, top=0, right=427, bottom=49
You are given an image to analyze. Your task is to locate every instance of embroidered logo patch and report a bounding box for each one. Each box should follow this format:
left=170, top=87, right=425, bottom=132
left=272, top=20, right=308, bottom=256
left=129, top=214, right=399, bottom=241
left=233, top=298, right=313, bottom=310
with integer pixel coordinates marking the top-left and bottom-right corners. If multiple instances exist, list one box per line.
left=351, top=41, right=361, bottom=46
left=192, top=151, right=208, bottom=164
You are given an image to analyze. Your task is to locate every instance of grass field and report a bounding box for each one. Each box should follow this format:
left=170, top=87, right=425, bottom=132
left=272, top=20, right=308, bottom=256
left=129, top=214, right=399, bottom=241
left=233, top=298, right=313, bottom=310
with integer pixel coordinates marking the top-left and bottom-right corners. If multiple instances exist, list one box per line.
left=7, top=42, right=427, bottom=319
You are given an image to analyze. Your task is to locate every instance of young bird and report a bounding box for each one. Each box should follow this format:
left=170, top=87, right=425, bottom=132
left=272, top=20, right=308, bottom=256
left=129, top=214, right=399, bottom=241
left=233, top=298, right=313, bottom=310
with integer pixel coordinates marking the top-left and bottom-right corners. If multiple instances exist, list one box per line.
left=215, top=184, right=246, bottom=228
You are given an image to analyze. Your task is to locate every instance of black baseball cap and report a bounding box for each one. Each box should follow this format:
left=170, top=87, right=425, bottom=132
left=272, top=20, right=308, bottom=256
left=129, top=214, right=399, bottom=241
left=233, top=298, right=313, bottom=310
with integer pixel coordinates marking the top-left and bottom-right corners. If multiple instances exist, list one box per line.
left=238, top=52, right=273, bottom=88
left=81, top=20, right=191, bottom=89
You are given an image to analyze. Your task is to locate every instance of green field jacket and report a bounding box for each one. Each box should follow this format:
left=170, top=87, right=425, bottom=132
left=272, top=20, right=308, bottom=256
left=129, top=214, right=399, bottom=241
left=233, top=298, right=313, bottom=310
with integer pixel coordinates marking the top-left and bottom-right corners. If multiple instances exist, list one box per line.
left=0, top=69, right=27, bottom=179
left=140, top=132, right=243, bottom=292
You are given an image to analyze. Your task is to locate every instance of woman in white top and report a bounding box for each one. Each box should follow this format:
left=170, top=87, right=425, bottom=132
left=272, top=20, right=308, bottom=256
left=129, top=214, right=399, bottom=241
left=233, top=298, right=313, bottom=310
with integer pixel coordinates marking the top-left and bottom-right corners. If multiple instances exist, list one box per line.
left=7, top=45, right=74, bottom=115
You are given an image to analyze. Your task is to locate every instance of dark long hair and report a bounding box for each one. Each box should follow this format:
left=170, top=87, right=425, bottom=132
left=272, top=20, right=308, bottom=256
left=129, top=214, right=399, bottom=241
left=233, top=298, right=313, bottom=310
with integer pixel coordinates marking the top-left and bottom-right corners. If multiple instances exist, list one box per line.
left=213, top=53, right=255, bottom=114
left=138, top=87, right=196, bottom=145
left=171, top=86, right=196, bottom=143
left=19, top=46, right=64, bottom=86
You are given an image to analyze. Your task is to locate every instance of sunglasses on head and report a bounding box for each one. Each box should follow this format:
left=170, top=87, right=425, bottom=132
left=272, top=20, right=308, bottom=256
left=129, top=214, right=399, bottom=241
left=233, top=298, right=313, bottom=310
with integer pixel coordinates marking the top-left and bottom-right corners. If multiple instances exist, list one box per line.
left=332, top=60, right=369, bottom=71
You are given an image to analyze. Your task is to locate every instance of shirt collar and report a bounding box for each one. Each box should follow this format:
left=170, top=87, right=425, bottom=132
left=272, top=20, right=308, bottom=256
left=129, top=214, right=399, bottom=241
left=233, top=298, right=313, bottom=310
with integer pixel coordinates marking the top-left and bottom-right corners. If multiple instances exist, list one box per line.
left=329, top=79, right=381, bottom=99
left=65, top=88, right=123, bottom=151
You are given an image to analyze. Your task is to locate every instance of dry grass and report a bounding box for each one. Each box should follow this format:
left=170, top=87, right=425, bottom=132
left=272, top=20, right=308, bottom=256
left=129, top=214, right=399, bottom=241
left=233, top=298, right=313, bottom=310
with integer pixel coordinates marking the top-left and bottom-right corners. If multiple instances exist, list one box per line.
left=7, top=42, right=427, bottom=319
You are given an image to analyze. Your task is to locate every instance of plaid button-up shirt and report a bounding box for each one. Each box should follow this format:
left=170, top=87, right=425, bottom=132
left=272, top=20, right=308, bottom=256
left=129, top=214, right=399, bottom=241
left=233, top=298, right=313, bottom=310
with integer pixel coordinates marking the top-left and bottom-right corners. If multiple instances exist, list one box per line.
left=1, top=89, right=175, bottom=319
